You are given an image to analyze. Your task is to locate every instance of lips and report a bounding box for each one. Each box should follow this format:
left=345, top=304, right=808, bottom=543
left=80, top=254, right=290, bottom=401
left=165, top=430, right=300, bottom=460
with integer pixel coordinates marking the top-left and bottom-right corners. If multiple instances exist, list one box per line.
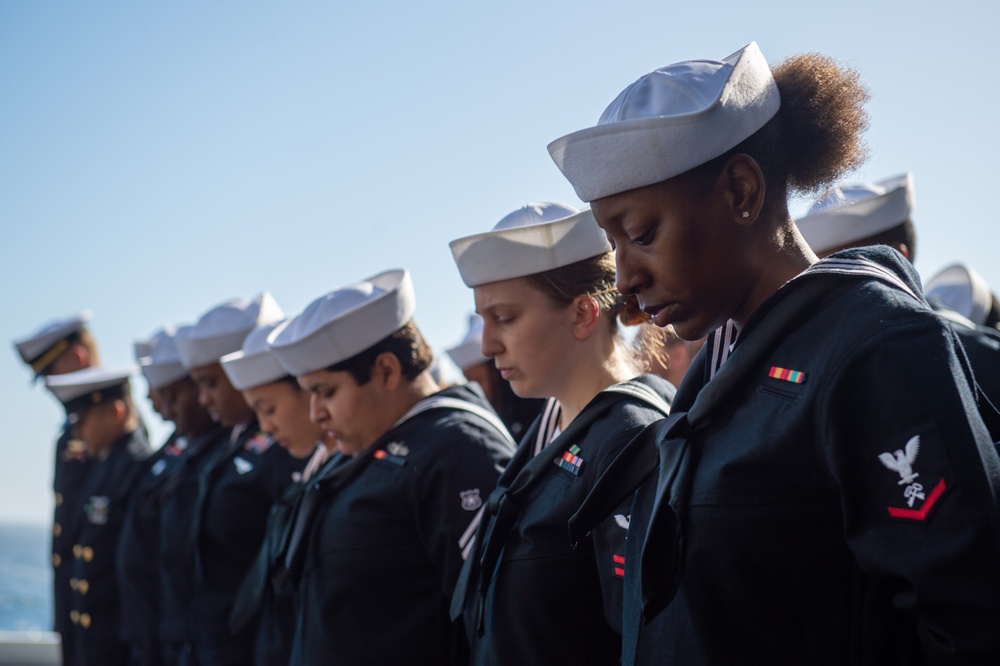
left=497, top=367, right=513, bottom=381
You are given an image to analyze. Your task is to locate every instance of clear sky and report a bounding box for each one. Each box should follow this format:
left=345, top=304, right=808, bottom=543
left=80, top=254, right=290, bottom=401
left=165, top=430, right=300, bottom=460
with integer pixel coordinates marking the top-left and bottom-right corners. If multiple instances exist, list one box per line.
left=2, top=1, right=997, bottom=524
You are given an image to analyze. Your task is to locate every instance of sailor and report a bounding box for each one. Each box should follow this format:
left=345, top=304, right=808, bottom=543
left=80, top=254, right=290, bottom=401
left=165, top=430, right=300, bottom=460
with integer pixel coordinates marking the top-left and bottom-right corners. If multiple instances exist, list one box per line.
left=796, top=175, right=1000, bottom=441
left=117, top=325, right=216, bottom=666
left=221, top=320, right=337, bottom=666
left=445, top=314, right=546, bottom=439
left=174, top=293, right=305, bottom=666
left=13, top=312, right=98, bottom=666
left=549, top=41, right=1000, bottom=663
left=151, top=324, right=228, bottom=666
left=447, top=202, right=674, bottom=665
left=268, top=268, right=516, bottom=665
left=46, top=367, right=152, bottom=666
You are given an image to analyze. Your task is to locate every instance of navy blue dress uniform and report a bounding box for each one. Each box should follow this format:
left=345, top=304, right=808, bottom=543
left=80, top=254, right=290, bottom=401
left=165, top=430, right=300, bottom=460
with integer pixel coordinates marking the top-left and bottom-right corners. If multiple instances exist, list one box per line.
left=45, top=367, right=153, bottom=666
left=13, top=312, right=94, bottom=664
left=451, top=376, right=673, bottom=665
left=157, top=424, right=229, bottom=664
left=573, top=248, right=1000, bottom=664
left=282, top=384, right=514, bottom=665
left=116, top=431, right=190, bottom=666
left=51, top=423, right=92, bottom=663
left=187, top=421, right=305, bottom=665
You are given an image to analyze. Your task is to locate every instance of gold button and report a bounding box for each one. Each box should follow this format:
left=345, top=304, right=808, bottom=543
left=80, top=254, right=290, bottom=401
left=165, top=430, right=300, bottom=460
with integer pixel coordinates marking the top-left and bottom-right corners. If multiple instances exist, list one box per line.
left=52, top=523, right=62, bottom=537
left=82, top=547, right=94, bottom=562
left=69, top=610, right=80, bottom=625
left=55, top=493, right=63, bottom=506
left=72, top=545, right=83, bottom=559
left=79, top=613, right=91, bottom=629
left=77, top=580, right=89, bottom=595
left=69, top=578, right=78, bottom=591
left=51, top=554, right=61, bottom=568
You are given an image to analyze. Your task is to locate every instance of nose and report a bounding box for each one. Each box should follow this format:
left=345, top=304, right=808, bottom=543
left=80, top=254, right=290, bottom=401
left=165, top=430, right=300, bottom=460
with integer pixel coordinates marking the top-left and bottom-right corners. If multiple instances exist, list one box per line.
left=308, top=394, right=327, bottom=426
left=480, top=319, right=503, bottom=359
left=258, top=415, right=276, bottom=435
left=613, top=246, right=645, bottom=298
left=197, top=387, right=211, bottom=409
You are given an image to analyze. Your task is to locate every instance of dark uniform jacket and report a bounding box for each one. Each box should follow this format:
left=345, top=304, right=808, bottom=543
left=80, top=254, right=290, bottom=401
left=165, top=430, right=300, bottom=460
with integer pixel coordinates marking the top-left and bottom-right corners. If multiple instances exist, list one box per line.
left=286, top=384, right=516, bottom=666
left=188, top=421, right=305, bottom=666
left=157, top=424, right=229, bottom=662
left=451, top=375, right=673, bottom=666
left=116, top=430, right=192, bottom=665
left=65, top=429, right=151, bottom=666
left=51, top=422, right=91, bottom=665
left=574, top=247, right=1000, bottom=665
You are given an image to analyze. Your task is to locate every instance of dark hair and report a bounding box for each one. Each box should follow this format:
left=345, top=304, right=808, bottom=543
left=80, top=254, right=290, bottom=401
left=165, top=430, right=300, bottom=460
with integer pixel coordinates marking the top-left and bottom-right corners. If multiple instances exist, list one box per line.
left=986, top=295, right=1000, bottom=329
left=526, top=251, right=649, bottom=328
left=276, top=375, right=304, bottom=391
left=687, top=53, right=871, bottom=221
left=326, top=320, right=433, bottom=385
left=860, top=219, right=918, bottom=263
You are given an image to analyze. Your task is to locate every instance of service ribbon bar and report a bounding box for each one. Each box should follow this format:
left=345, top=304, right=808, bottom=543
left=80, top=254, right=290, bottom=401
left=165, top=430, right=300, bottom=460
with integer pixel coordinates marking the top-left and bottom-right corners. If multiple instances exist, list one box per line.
left=768, top=366, right=806, bottom=384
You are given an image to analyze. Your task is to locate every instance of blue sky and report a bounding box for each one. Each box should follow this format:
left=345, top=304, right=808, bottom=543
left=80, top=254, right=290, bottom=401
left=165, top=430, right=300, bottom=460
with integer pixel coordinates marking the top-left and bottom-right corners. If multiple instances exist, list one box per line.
left=2, top=1, right=998, bottom=523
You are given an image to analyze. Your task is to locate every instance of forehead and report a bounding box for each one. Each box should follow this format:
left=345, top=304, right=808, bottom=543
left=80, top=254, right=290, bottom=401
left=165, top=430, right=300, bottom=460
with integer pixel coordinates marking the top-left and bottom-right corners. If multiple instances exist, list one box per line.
left=189, top=363, right=224, bottom=381
left=473, top=276, right=543, bottom=310
left=297, top=368, right=356, bottom=392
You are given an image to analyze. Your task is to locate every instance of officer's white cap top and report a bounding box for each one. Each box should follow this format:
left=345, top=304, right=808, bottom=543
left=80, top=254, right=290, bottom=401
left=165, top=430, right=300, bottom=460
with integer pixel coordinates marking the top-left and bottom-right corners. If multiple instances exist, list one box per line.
left=796, top=173, right=915, bottom=254
left=175, top=292, right=284, bottom=370
left=925, top=263, right=993, bottom=326
left=548, top=42, right=780, bottom=202
left=446, top=314, right=489, bottom=371
left=13, top=310, right=93, bottom=374
left=221, top=320, right=292, bottom=391
left=46, top=366, right=135, bottom=405
left=450, top=202, right=610, bottom=287
left=270, top=269, right=416, bottom=377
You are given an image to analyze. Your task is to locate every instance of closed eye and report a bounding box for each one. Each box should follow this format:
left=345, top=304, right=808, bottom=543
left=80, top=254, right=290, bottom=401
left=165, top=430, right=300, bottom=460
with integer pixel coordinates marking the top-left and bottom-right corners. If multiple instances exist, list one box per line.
left=631, top=228, right=654, bottom=246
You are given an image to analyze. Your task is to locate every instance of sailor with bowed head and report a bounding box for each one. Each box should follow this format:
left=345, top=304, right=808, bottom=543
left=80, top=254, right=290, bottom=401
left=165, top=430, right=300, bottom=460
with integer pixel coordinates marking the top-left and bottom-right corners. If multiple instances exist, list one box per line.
left=46, top=367, right=151, bottom=666
left=549, top=41, right=1000, bottom=663
left=268, top=268, right=515, bottom=665
left=13, top=311, right=101, bottom=665
left=172, top=293, right=306, bottom=666
left=119, top=325, right=219, bottom=666
left=447, top=202, right=674, bottom=665
left=220, top=319, right=337, bottom=666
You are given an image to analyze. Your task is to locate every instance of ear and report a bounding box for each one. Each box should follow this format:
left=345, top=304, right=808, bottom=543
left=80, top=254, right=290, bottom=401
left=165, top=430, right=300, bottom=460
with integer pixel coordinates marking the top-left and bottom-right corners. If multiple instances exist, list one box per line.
left=111, top=399, right=127, bottom=424
left=720, top=154, right=765, bottom=226
left=895, top=242, right=910, bottom=261
left=373, top=352, right=404, bottom=391
left=72, top=344, right=90, bottom=369
left=571, top=294, right=602, bottom=341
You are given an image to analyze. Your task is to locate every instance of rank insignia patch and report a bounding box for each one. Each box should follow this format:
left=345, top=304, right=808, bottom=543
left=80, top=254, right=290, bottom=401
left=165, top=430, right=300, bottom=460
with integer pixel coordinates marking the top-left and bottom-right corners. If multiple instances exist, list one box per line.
left=460, top=489, right=482, bottom=511
left=85, top=496, right=110, bottom=525
left=877, top=428, right=952, bottom=522
left=555, top=444, right=585, bottom=476
left=768, top=366, right=806, bottom=384
left=233, top=457, right=254, bottom=475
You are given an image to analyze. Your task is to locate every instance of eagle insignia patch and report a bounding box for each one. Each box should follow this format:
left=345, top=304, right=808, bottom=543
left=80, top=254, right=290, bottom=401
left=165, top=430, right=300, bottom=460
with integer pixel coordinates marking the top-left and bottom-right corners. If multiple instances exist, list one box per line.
left=877, top=428, right=951, bottom=522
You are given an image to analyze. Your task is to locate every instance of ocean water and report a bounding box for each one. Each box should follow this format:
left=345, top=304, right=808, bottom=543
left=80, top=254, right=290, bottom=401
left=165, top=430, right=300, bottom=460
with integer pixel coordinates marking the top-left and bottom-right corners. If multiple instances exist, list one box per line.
left=0, top=523, right=52, bottom=631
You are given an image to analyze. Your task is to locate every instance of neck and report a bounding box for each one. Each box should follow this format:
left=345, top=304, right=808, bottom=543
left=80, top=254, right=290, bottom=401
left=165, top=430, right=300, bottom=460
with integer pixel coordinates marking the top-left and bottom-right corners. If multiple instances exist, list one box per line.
left=360, top=371, right=442, bottom=453
left=732, top=219, right=817, bottom=329
left=555, top=339, right=636, bottom=428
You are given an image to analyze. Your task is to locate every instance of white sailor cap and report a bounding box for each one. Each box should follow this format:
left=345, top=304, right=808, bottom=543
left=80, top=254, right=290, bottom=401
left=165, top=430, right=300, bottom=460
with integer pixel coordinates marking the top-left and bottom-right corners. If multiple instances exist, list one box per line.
left=220, top=320, right=292, bottom=391
left=446, top=315, right=489, bottom=371
left=270, top=269, right=416, bottom=377
left=46, top=366, right=135, bottom=423
left=796, top=173, right=915, bottom=254
left=13, top=310, right=93, bottom=378
left=175, top=292, right=284, bottom=370
left=450, top=202, right=610, bottom=287
left=548, top=42, right=780, bottom=202
left=140, top=325, right=191, bottom=390
left=925, top=263, right=993, bottom=326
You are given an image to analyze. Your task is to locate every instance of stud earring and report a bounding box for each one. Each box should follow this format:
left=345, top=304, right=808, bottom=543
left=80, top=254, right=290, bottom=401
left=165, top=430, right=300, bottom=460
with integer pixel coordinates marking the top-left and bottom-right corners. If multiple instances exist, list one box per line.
left=741, top=211, right=750, bottom=219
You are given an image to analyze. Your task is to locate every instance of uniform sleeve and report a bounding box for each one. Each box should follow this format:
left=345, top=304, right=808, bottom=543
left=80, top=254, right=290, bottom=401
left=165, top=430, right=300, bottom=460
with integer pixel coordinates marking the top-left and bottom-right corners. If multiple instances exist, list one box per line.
left=412, top=419, right=506, bottom=598
left=818, top=315, right=1000, bottom=663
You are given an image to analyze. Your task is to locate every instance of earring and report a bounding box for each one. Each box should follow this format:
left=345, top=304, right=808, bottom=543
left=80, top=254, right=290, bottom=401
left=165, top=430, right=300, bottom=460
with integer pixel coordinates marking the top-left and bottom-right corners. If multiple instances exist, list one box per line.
left=741, top=211, right=750, bottom=219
